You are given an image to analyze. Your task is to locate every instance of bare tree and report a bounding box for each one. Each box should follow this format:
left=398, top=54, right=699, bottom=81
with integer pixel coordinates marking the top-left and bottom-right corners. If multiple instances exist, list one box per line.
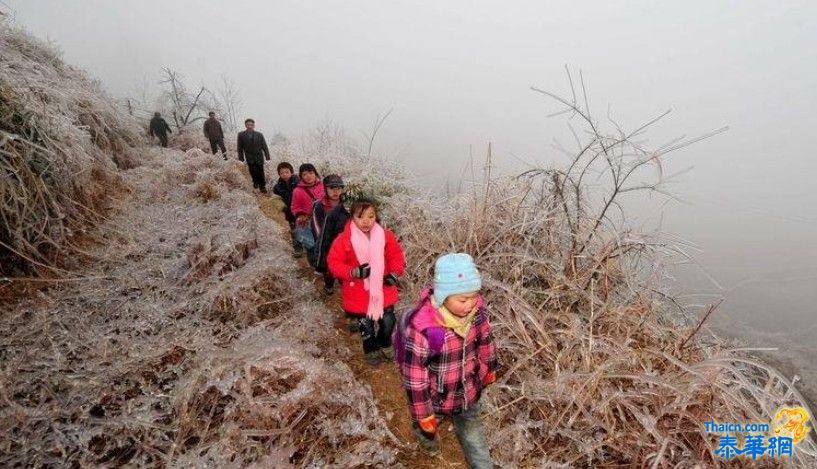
left=362, top=108, right=393, bottom=158
left=216, top=74, right=242, bottom=131
left=159, top=67, right=210, bottom=132
left=123, top=69, right=242, bottom=133
left=122, top=74, right=158, bottom=120
left=522, top=66, right=728, bottom=262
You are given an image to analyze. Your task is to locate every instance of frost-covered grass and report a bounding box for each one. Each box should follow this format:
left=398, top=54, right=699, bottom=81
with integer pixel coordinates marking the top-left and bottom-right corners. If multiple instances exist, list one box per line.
left=280, top=104, right=817, bottom=466
left=0, top=19, right=143, bottom=275
left=2, top=14, right=814, bottom=466
left=0, top=27, right=400, bottom=464
left=0, top=150, right=401, bottom=467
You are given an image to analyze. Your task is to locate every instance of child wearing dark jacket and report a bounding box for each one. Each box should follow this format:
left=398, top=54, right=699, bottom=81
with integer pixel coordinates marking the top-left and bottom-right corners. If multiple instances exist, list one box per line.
left=271, top=162, right=301, bottom=256
left=327, top=198, right=405, bottom=365
left=311, top=174, right=349, bottom=297
left=398, top=253, right=497, bottom=468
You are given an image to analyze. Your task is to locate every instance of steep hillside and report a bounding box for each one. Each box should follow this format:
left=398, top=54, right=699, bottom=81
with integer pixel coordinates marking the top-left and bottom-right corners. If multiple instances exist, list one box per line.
left=0, top=20, right=141, bottom=275
left=0, top=23, right=403, bottom=467
left=2, top=18, right=816, bottom=468
left=0, top=149, right=403, bottom=467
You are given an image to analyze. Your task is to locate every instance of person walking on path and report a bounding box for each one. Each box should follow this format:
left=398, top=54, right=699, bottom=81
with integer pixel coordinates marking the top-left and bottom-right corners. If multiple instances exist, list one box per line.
left=311, top=174, right=349, bottom=297
left=395, top=253, right=497, bottom=467
left=236, top=118, right=271, bottom=192
left=327, top=198, right=405, bottom=366
left=290, top=163, right=324, bottom=265
left=203, top=111, right=227, bottom=160
left=272, top=162, right=303, bottom=257
left=149, top=112, right=172, bottom=148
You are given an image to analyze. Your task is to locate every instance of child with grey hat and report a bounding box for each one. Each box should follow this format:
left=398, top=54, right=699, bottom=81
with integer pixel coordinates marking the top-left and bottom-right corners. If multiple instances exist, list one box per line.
left=312, top=174, right=349, bottom=296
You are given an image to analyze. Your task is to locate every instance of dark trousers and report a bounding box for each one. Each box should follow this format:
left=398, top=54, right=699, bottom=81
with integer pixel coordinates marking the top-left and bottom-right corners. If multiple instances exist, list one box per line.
left=157, top=133, right=168, bottom=147
left=355, top=307, right=396, bottom=353
left=246, top=160, right=266, bottom=189
left=323, top=272, right=335, bottom=290
left=209, top=137, right=226, bottom=155
left=306, top=245, right=318, bottom=269
left=288, top=220, right=303, bottom=251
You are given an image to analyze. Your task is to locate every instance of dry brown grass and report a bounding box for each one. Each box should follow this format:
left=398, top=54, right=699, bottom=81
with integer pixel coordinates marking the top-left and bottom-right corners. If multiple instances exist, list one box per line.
left=388, top=180, right=816, bottom=467
left=2, top=17, right=812, bottom=466
left=0, top=149, right=401, bottom=467
left=0, top=20, right=144, bottom=275
left=296, top=86, right=816, bottom=466
left=169, top=130, right=209, bottom=153
left=190, top=171, right=224, bottom=202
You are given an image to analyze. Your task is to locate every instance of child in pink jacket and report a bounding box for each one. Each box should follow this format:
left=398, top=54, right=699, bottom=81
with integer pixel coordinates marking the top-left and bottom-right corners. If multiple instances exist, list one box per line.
left=290, top=163, right=323, bottom=266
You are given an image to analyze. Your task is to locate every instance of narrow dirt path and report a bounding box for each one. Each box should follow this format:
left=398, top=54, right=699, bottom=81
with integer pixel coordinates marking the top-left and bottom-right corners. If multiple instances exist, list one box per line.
left=253, top=192, right=468, bottom=468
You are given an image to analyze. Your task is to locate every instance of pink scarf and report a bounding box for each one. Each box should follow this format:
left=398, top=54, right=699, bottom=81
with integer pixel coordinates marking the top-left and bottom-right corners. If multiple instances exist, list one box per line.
left=350, top=222, right=386, bottom=320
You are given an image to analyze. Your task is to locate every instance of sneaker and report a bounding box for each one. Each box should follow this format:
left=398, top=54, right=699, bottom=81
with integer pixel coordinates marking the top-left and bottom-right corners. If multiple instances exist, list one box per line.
left=380, top=346, right=394, bottom=360
left=364, top=352, right=382, bottom=366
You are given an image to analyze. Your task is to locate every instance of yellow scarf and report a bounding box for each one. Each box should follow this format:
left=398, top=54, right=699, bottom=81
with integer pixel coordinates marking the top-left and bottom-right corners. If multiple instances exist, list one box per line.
left=431, top=295, right=477, bottom=338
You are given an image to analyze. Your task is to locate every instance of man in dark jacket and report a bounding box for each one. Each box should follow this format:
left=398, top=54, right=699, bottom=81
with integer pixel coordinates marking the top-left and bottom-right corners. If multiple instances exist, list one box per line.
left=203, top=111, right=227, bottom=160
left=149, top=112, right=172, bottom=147
left=312, top=174, right=349, bottom=296
left=236, top=118, right=271, bottom=192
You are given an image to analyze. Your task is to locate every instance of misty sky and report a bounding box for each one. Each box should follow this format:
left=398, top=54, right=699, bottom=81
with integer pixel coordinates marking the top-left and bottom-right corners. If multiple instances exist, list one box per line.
left=6, top=0, right=817, bottom=332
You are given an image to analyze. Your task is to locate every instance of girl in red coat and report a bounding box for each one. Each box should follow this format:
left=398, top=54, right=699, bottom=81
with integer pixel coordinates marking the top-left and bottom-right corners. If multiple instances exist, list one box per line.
left=327, top=198, right=406, bottom=365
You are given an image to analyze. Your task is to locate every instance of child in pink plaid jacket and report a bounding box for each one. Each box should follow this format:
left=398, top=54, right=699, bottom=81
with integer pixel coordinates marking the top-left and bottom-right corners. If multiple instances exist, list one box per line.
left=399, top=253, right=497, bottom=468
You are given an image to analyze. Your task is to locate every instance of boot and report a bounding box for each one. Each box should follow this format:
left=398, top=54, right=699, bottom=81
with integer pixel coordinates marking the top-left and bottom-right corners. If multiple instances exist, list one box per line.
left=364, top=351, right=382, bottom=366
left=380, top=345, right=394, bottom=360
left=413, top=426, right=441, bottom=457
left=418, top=437, right=441, bottom=457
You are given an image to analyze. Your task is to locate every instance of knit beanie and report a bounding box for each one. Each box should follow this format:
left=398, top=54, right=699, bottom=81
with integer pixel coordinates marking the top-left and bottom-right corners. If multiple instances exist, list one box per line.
left=433, top=253, right=482, bottom=304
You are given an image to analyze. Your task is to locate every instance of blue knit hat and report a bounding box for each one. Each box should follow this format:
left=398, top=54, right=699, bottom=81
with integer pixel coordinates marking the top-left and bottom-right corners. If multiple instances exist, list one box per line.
left=433, top=253, right=482, bottom=304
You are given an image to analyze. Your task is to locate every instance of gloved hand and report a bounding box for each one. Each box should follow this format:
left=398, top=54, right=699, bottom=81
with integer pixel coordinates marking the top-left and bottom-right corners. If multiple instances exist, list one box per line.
left=350, top=263, right=371, bottom=279
left=384, top=273, right=400, bottom=286
left=482, top=371, right=496, bottom=387
left=418, top=415, right=439, bottom=435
